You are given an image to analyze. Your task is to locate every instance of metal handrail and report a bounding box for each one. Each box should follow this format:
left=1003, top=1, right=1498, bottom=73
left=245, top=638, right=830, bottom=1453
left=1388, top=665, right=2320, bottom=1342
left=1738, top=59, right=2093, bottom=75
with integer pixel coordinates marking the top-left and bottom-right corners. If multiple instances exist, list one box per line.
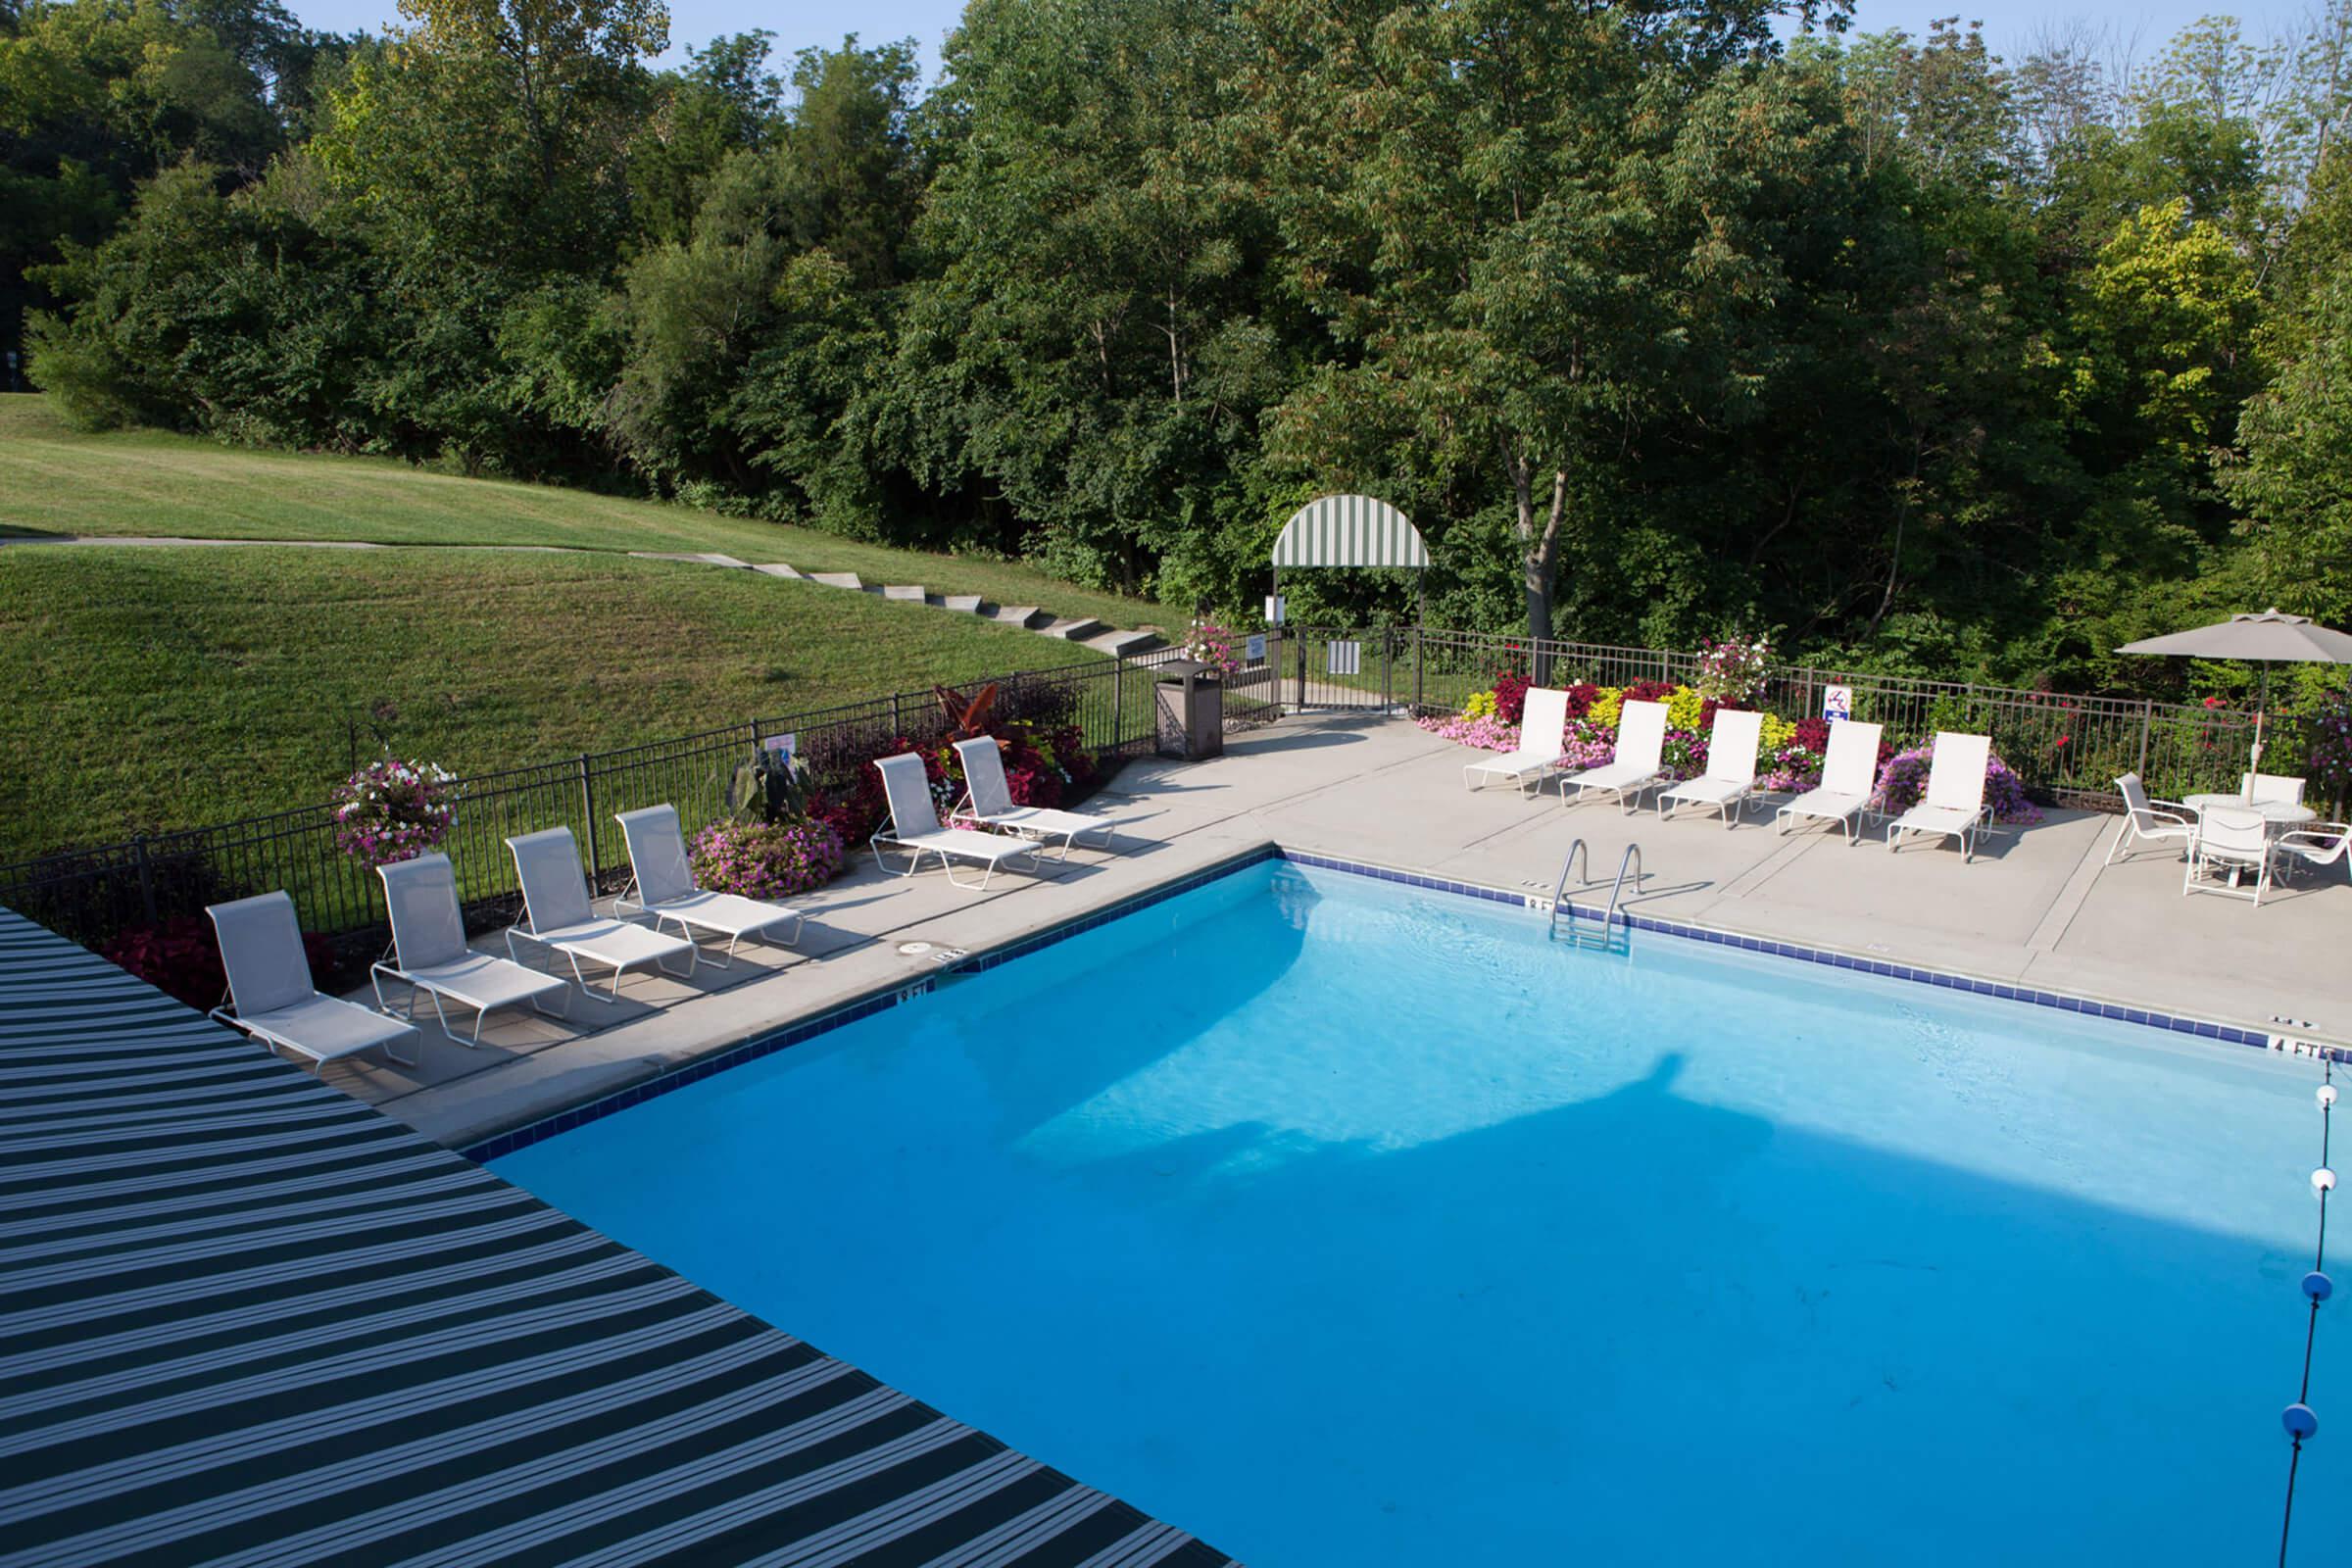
left=1547, top=839, right=1590, bottom=941
left=1601, top=844, right=1642, bottom=942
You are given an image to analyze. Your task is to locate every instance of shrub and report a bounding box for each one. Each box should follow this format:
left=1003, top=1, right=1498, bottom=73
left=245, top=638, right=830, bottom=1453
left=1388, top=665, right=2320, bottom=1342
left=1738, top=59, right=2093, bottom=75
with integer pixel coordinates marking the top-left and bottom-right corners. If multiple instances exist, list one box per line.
left=689, top=819, right=846, bottom=899
left=1493, top=668, right=1531, bottom=725
left=1462, top=689, right=1499, bottom=721
left=2304, top=689, right=2352, bottom=805
left=332, top=758, right=457, bottom=869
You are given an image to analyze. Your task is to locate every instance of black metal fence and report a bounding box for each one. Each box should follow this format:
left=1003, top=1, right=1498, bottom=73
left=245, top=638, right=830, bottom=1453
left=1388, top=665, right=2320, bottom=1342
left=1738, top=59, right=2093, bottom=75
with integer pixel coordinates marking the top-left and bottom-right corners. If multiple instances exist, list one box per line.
left=3, top=646, right=1248, bottom=952
left=10, top=621, right=2330, bottom=955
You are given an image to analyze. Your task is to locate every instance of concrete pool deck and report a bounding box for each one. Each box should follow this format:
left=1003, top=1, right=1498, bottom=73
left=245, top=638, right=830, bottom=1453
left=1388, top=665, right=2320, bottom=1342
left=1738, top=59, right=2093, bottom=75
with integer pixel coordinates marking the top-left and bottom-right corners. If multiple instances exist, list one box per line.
left=335, top=710, right=2352, bottom=1150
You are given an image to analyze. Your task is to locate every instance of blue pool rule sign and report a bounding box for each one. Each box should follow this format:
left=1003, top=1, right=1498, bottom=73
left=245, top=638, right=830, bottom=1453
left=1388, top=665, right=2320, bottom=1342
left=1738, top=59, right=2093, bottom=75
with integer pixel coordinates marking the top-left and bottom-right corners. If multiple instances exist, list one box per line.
left=1246, top=634, right=1266, bottom=663
left=1822, top=685, right=1852, bottom=722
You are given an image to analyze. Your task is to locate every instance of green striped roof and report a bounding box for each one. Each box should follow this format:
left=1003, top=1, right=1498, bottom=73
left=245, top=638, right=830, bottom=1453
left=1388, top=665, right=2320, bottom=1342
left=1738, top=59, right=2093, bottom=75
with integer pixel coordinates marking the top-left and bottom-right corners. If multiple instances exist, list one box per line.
left=1272, top=495, right=1430, bottom=568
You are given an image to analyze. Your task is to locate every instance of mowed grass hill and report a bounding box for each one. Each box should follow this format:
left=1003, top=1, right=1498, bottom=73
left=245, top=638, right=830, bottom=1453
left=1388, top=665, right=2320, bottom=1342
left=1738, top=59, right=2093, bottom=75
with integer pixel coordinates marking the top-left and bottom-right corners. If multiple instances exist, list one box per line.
left=0, top=396, right=1167, bottom=862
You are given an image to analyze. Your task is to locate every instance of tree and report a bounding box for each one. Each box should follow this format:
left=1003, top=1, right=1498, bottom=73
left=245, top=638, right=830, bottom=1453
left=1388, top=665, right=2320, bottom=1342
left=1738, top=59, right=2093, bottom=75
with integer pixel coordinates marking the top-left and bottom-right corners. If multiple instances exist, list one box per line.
left=2226, top=263, right=2352, bottom=619
left=1241, top=0, right=1858, bottom=646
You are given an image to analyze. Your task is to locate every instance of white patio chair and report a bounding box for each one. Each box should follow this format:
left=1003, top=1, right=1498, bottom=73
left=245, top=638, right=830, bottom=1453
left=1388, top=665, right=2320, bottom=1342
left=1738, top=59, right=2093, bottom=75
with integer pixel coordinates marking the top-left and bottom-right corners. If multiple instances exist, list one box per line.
left=1775, top=719, right=1885, bottom=843
left=1657, top=708, right=1764, bottom=828
left=1462, top=686, right=1573, bottom=795
left=1885, top=731, right=1991, bottom=860
left=2106, top=772, right=2197, bottom=865
left=1559, top=699, right=1670, bottom=812
left=373, top=854, right=572, bottom=1045
left=2274, top=820, right=2352, bottom=886
left=207, top=891, right=419, bottom=1073
left=872, top=752, right=1045, bottom=890
left=2242, top=772, right=2307, bottom=807
left=506, top=827, right=698, bottom=1001
left=2184, top=804, right=2277, bottom=905
left=613, top=804, right=805, bottom=964
left=951, top=737, right=1126, bottom=860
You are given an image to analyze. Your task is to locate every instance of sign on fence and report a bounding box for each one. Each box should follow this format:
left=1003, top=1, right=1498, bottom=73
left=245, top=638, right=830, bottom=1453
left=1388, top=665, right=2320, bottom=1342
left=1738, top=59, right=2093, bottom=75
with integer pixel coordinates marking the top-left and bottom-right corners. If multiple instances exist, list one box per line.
left=1822, top=685, right=1852, bottom=722
left=1246, top=634, right=1266, bottom=663
left=1263, top=594, right=1286, bottom=625
left=764, top=732, right=798, bottom=760
left=1327, top=640, right=1362, bottom=675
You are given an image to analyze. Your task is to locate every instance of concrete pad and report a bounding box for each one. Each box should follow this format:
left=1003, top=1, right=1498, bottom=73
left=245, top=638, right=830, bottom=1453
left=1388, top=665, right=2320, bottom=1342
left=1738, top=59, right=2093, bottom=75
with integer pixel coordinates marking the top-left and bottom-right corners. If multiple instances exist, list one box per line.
left=809, top=571, right=866, bottom=590
left=751, top=563, right=804, bottom=579
left=942, top=594, right=985, bottom=612
left=993, top=606, right=1051, bottom=628
left=1040, top=617, right=1104, bottom=640
left=882, top=584, right=927, bottom=601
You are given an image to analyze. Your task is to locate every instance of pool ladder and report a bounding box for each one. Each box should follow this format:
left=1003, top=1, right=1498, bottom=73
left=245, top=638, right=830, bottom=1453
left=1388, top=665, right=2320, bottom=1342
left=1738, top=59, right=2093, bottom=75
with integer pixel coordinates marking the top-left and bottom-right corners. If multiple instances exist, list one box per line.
left=1548, top=839, right=1642, bottom=949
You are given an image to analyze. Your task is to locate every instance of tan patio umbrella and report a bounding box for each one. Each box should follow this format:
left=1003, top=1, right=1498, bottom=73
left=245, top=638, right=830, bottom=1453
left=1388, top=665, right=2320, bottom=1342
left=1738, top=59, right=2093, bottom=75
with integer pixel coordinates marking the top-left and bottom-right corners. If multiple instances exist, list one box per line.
left=2117, top=609, right=2352, bottom=794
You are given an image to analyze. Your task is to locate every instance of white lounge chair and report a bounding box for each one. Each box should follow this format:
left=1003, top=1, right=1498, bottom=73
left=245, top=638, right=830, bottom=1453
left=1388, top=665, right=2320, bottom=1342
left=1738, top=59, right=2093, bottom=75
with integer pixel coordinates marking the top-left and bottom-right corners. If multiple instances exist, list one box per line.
left=207, top=891, right=419, bottom=1073
left=1657, top=708, right=1764, bottom=827
left=612, top=804, right=805, bottom=964
left=1558, top=699, right=1669, bottom=811
left=2106, top=772, right=2196, bottom=864
left=1776, top=719, right=1885, bottom=843
left=506, top=827, right=698, bottom=1000
left=373, top=854, right=572, bottom=1045
left=1462, top=686, right=1573, bottom=794
left=952, top=737, right=1124, bottom=860
left=2184, top=804, right=2277, bottom=905
left=2242, top=771, right=2307, bottom=807
left=2274, top=820, right=2351, bottom=885
left=872, top=752, right=1044, bottom=890
left=1885, top=731, right=1992, bottom=860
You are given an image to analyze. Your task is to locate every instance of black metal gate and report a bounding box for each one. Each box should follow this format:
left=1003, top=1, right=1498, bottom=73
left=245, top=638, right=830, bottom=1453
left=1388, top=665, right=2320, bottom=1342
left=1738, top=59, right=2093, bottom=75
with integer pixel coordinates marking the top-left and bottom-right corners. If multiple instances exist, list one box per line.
left=1273, top=627, right=1408, bottom=712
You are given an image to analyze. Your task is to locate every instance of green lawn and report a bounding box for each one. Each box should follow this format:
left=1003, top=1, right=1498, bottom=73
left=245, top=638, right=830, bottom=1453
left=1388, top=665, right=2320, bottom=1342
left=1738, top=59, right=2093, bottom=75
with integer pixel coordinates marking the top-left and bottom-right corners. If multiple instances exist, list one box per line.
left=0, top=395, right=1174, bottom=633
left=0, top=546, right=1102, bottom=861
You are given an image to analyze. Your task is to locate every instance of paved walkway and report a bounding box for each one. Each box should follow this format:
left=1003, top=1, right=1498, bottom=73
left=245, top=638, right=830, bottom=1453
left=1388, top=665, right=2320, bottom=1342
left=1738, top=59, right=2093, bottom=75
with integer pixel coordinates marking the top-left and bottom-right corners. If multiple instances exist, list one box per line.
left=328, top=711, right=2352, bottom=1151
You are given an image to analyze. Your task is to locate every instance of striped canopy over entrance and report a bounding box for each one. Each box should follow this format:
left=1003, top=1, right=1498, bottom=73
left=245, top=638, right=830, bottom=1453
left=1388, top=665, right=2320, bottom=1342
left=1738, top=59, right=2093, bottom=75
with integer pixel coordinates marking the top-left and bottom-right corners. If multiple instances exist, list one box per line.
left=1272, top=494, right=1430, bottom=569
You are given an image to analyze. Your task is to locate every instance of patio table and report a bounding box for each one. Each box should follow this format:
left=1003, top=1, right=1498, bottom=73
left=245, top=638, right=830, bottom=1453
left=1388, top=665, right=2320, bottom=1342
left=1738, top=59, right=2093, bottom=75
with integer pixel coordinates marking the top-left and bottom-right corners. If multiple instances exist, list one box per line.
left=2182, top=793, right=2316, bottom=831
left=2182, top=793, right=2316, bottom=891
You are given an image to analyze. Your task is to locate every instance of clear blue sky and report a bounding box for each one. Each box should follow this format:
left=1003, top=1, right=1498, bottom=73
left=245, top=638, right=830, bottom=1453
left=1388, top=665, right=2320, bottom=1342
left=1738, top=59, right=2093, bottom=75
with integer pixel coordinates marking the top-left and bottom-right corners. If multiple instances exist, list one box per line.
left=281, top=1, right=2300, bottom=78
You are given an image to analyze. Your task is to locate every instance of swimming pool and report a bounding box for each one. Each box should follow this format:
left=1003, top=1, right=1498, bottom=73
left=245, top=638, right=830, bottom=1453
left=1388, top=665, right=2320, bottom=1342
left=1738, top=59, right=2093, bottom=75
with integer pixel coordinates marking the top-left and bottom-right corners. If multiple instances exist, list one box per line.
left=493, top=858, right=2339, bottom=1564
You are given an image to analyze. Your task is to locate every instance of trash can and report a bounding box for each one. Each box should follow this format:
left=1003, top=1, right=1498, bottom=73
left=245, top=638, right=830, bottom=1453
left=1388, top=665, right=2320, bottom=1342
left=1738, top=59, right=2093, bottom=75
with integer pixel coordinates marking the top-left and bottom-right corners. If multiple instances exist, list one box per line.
left=1154, top=661, right=1225, bottom=760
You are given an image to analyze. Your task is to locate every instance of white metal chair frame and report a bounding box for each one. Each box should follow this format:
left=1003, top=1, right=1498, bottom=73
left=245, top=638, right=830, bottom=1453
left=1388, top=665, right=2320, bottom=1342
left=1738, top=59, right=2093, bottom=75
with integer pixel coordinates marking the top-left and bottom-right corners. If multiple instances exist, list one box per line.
left=507, top=828, right=699, bottom=1002
left=871, top=753, right=1046, bottom=891
left=2273, top=820, right=2352, bottom=885
left=1773, top=719, right=1886, bottom=845
left=949, top=736, right=1122, bottom=863
left=2106, top=772, right=2197, bottom=865
left=1462, top=687, right=1574, bottom=796
left=2183, top=804, right=2278, bottom=906
left=1884, top=732, right=1991, bottom=862
left=611, top=805, right=806, bottom=965
left=1558, top=700, right=1672, bottom=814
left=372, top=855, right=573, bottom=1046
left=208, top=890, right=420, bottom=1073
left=1656, top=708, right=1764, bottom=829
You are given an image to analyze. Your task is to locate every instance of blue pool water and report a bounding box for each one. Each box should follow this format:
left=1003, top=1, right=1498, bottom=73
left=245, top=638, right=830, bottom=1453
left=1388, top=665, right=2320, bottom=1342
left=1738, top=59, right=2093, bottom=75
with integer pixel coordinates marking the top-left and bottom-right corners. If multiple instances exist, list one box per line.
left=495, top=860, right=2340, bottom=1564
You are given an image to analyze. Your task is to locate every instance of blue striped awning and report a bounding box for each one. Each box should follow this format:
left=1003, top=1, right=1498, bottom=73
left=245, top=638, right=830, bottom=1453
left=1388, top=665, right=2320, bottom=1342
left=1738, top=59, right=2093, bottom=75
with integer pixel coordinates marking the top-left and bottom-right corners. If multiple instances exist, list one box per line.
left=1272, top=494, right=1430, bottom=568
left=0, top=906, right=1232, bottom=1568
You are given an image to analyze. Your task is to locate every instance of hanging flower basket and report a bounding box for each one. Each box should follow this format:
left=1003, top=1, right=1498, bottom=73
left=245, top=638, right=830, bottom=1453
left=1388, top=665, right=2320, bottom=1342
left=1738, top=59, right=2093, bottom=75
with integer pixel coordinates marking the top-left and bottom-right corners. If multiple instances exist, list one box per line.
left=332, top=758, right=457, bottom=869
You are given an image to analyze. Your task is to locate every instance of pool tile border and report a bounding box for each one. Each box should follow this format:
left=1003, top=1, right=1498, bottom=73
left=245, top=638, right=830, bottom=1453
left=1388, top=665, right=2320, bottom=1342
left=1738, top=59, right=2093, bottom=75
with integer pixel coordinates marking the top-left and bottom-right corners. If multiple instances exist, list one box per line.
left=465, top=841, right=2341, bottom=1162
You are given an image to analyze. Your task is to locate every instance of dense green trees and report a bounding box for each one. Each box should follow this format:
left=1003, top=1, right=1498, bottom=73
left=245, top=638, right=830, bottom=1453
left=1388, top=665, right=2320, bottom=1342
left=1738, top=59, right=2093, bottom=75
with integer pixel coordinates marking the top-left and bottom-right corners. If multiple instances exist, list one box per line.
left=12, top=0, right=2352, bottom=692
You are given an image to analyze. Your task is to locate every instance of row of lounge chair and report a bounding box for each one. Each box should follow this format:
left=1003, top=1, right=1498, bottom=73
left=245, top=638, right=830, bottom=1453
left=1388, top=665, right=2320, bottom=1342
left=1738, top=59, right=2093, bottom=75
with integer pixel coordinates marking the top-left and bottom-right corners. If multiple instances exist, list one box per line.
left=1461, top=689, right=1997, bottom=858
left=203, top=739, right=1132, bottom=1076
